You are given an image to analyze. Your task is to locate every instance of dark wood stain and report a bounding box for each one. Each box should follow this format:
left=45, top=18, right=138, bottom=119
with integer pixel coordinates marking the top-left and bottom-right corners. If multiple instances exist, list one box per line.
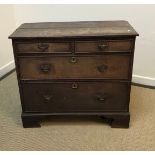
left=19, top=55, right=131, bottom=80
left=9, top=21, right=138, bottom=128
left=75, top=40, right=132, bottom=53
left=22, top=81, right=130, bottom=113
left=9, top=21, right=139, bottom=38
left=16, top=41, right=73, bottom=53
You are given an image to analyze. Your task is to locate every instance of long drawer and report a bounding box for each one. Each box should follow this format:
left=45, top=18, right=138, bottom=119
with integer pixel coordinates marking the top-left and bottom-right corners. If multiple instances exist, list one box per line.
left=19, top=55, right=131, bottom=80
left=22, top=81, right=130, bottom=112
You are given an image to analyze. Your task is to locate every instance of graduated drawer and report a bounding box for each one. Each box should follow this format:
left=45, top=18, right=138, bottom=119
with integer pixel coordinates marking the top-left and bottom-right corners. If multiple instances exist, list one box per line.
left=19, top=55, right=131, bottom=80
left=75, top=40, right=132, bottom=53
left=22, top=82, right=130, bottom=112
left=15, top=41, right=73, bottom=53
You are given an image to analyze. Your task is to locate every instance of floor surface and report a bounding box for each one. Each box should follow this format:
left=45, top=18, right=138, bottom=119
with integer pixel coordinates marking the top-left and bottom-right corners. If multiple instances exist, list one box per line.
left=0, top=72, right=155, bottom=150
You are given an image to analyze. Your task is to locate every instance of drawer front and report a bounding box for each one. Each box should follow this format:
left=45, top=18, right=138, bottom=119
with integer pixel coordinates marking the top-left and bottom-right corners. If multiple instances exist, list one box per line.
left=16, top=42, right=73, bottom=53
left=19, top=55, right=130, bottom=80
left=75, top=40, right=132, bottom=53
left=22, top=82, right=130, bottom=112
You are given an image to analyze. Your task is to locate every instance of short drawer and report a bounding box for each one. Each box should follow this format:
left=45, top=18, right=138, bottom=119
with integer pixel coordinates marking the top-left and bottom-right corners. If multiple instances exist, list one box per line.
left=75, top=40, right=132, bottom=53
left=22, top=82, right=130, bottom=112
left=16, top=41, right=73, bottom=53
left=19, top=55, right=131, bottom=80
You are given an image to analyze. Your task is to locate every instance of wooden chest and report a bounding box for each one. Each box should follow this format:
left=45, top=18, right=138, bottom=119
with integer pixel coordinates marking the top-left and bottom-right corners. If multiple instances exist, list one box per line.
left=9, top=21, right=138, bottom=128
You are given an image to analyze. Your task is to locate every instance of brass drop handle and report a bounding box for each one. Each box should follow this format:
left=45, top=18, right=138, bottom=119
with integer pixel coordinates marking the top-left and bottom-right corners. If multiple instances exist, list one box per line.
left=40, top=64, right=51, bottom=73
left=70, top=57, right=77, bottom=63
left=72, top=83, right=78, bottom=89
left=98, top=97, right=105, bottom=101
left=38, top=43, right=49, bottom=51
left=97, top=64, right=108, bottom=72
left=43, top=94, right=53, bottom=101
left=98, top=43, right=108, bottom=50
left=96, top=93, right=107, bottom=102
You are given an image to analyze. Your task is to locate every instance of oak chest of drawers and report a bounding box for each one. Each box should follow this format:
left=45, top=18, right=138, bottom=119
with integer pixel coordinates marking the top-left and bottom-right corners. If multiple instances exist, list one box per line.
left=9, top=21, right=138, bottom=128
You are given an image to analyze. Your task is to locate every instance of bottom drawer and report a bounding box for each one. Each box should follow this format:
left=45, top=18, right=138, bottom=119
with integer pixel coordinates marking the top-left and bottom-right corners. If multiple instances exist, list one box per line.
left=22, top=81, right=130, bottom=113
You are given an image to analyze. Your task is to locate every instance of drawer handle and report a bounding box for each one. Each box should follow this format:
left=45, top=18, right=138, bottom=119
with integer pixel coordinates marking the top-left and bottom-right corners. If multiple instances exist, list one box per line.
left=43, top=95, right=53, bottom=101
left=96, top=93, right=107, bottom=102
left=38, top=43, right=49, bottom=51
left=72, top=83, right=78, bottom=89
left=97, top=64, right=108, bottom=72
left=40, top=64, right=51, bottom=73
left=70, top=57, right=77, bottom=63
left=98, top=43, right=108, bottom=50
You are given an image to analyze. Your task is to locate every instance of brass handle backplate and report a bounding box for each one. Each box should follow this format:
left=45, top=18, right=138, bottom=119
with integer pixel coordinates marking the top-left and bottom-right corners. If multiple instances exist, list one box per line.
left=38, top=43, right=49, bottom=51
left=40, top=64, right=51, bottom=73
left=97, top=64, right=108, bottom=73
left=96, top=93, right=107, bottom=102
left=43, top=94, right=53, bottom=101
left=98, top=42, right=108, bottom=50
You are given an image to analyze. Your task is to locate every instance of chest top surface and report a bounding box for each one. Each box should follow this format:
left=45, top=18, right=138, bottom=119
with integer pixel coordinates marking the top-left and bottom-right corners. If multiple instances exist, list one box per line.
left=9, top=20, right=139, bottom=39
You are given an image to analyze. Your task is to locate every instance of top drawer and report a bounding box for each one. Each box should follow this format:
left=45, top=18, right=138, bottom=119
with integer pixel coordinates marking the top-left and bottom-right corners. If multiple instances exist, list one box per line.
left=15, top=41, right=73, bottom=53
left=75, top=40, right=132, bottom=53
